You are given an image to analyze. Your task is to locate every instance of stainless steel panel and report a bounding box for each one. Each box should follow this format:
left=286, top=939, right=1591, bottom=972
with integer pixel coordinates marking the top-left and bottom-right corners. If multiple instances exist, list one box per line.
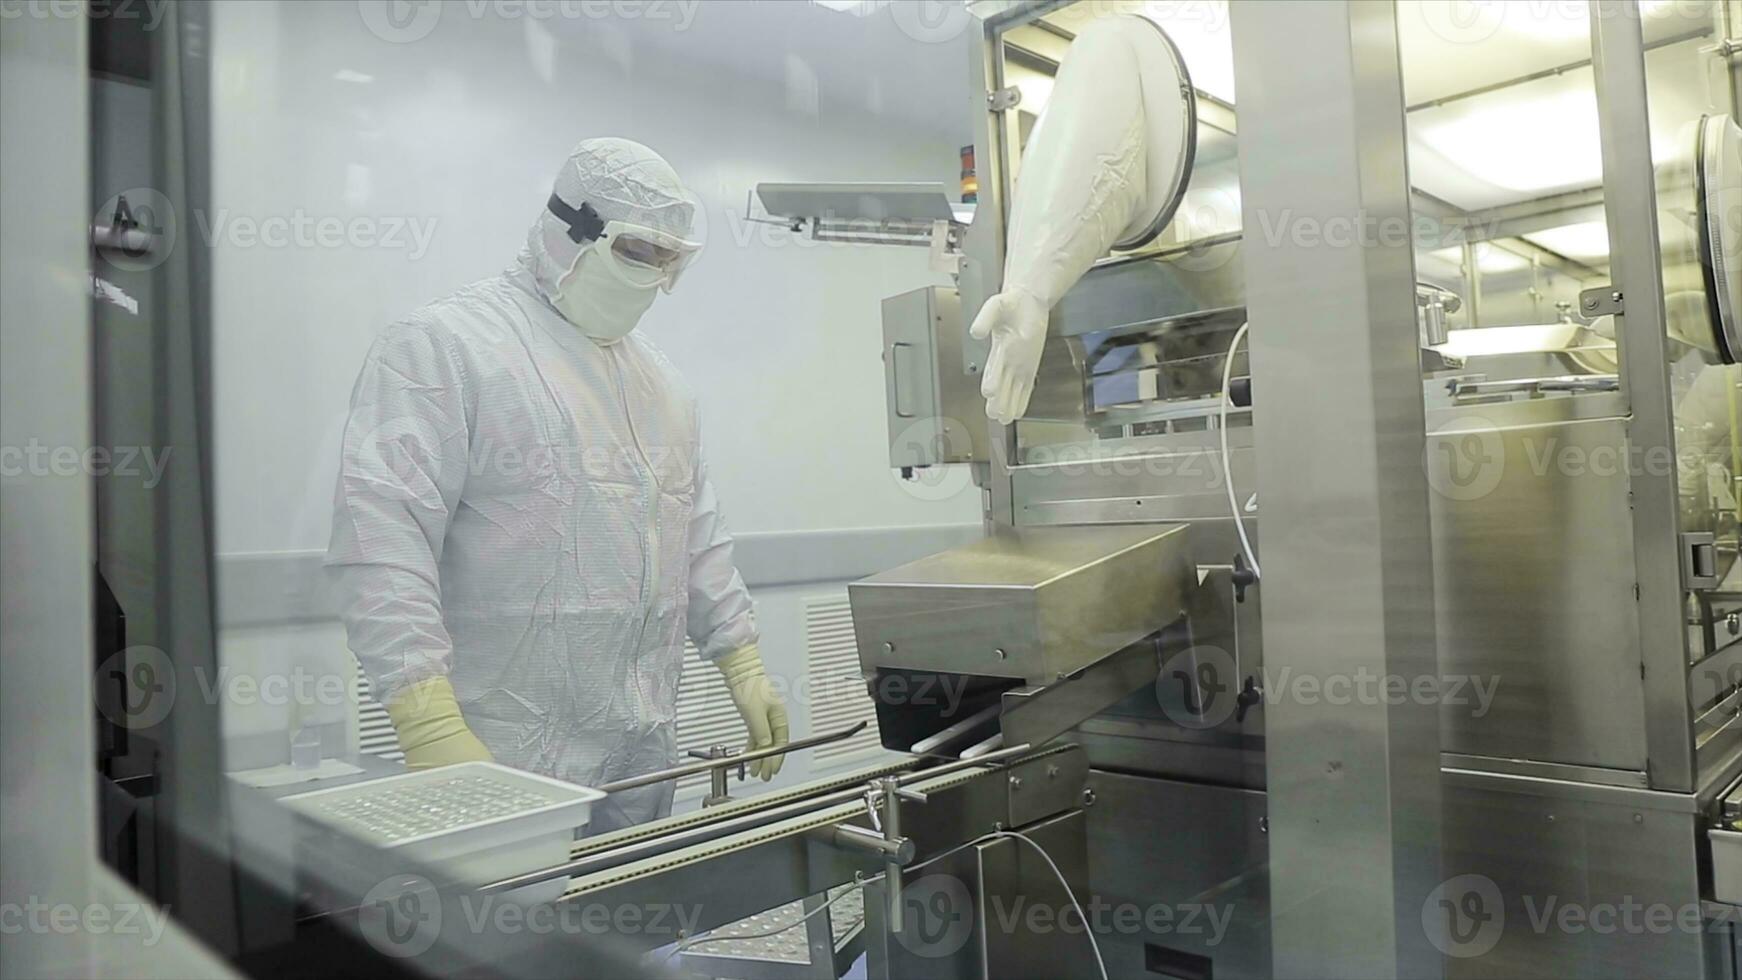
left=882, top=286, right=986, bottom=468
left=1593, top=0, right=1700, bottom=793
left=1050, top=240, right=1247, bottom=341
left=1083, top=771, right=1270, bottom=980
left=999, top=639, right=1159, bottom=750
left=1233, top=2, right=1444, bottom=977
left=1441, top=772, right=1707, bottom=978
left=861, top=809, right=1092, bottom=980
left=1428, top=414, right=1650, bottom=770
left=1440, top=754, right=1648, bottom=790
left=1006, top=747, right=1088, bottom=828
left=757, top=181, right=957, bottom=223
left=849, top=523, right=1194, bottom=684
left=977, top=811, right=1097, bottom=980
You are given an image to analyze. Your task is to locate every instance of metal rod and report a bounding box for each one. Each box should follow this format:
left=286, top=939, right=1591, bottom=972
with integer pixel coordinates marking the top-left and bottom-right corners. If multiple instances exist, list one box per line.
left=956, top=732, right=1007, bottom=761
left=596, top=721, right=866, bottom=794
left=481, top=781, right=883, bottom=894
left=480, top=744, right=1029, bottom=895
left=827, top=823, right=914, bottom=864
left=878, top=776, right=905, bottom=933
left=908, top=704, right=1002, bottom=755
left=897, top=742, right=1031, bottom=783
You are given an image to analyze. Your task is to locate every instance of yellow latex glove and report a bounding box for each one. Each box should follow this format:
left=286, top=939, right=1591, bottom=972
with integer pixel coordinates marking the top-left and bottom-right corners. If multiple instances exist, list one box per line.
left=714, top=644, right=789, bottom=781
left=385, top=675, right=493, bottom=770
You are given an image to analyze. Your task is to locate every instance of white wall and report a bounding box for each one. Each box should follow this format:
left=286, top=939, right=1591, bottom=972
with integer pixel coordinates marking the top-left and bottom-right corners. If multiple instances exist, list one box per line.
left=209, top=0, right=981, bottom=556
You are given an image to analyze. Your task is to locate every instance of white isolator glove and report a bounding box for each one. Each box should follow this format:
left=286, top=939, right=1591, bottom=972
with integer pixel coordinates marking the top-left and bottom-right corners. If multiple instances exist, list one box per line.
left=971, top=15, right=1194, bottom=425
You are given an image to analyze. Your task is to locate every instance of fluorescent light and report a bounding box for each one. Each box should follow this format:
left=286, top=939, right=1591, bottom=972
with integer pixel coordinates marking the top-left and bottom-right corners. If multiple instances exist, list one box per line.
left=333, top=69, right=374, bottom=84
left=1138, top=1, right=1235, bottom=103
left=1427, top=242, right=1532, bottom=274
left=1522, top=220, right=1610, bottom=262
left=811, top=0, right=891, bottom=12
left=1415, top=87, right=1603, bottom=193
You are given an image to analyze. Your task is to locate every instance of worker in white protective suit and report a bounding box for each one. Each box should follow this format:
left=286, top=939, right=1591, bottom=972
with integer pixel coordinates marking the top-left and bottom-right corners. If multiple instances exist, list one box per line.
left=970, top=15, right=1195, bottom=424
left=326, top=138, right=788, bottom=834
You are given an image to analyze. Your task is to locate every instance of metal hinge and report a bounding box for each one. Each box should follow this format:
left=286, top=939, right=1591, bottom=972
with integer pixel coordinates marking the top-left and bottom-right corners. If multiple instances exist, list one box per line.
left=1579, top=286, right=1624, bottom=317
left=987, top=86, right=1022, bottom=112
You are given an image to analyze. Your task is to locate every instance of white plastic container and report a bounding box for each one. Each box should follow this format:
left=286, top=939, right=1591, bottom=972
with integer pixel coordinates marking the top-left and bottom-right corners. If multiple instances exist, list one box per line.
left=282, top=762, right=602, bottom=906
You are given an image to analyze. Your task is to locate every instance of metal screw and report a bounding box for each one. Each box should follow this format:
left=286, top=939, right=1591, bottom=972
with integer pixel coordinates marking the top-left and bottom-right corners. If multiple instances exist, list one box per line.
left=1081, top=788, right=1096, bottom=807
left=1260, top=816, right=1269, bottom=835
left=1008, top=776, right=1023, bottom=790
left=1547, top=814, right=1557, bottom=823
left=993, top=648, right=1007, bottom=660
left=1633, top=813, right=1644, bottom=824
left=883, top=642, right=895, bottom=654
left=1046, top=765, right=1060, bottom=779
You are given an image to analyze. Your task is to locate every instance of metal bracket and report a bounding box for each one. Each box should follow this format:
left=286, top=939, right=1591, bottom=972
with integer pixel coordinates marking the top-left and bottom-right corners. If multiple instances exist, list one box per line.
left=1684, top=531, right=1722, bottom=590
left=1579, top=285, right=1624, bottom=317
left=987, top=85, right=1022, bottom=112
left=928, top=219, right=964, bottom=276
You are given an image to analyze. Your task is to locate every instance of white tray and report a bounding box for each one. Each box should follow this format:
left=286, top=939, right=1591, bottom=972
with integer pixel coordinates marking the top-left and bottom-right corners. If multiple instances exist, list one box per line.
left=283, top=762, right=601, bottom=905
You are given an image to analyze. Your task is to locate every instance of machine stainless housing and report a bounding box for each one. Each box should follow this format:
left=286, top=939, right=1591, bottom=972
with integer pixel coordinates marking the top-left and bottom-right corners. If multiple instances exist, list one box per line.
left=880, top=286, right=987, bottom=468
left=849, top=523, right=1192, bottom=685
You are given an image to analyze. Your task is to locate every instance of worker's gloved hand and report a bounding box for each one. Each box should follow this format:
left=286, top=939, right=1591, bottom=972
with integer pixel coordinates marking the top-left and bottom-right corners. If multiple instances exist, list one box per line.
left=969, top=287, right=1049, bottom=425
left=714, top=644, right=789, bottom=781
left=385, top=675, right=494, bottom=770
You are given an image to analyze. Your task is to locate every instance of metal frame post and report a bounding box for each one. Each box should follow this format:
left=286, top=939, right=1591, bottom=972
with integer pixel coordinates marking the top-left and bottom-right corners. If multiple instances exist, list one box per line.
left=1591, top=0, right=1698, bottom=793
left=1230, top=2, right=1442, bottom=976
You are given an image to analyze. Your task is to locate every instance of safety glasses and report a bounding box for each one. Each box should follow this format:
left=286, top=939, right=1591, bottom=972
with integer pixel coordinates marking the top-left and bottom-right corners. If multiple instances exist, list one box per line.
left=598, top=219, right=701, bottom=293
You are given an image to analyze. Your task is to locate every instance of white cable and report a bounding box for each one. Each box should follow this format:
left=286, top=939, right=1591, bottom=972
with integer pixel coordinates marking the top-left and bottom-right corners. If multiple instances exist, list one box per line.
left=1219, top=321, right=1260, bottom=579
left=990, top=830, right=1109, bottom=980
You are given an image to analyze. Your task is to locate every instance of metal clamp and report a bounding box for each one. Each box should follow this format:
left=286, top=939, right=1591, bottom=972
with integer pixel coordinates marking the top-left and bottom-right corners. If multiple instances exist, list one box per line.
left=987, top=85, right=1023, bottom=112
left=865, top=776, right=929, bottom=933
left=1579, top=285, right=1624, bottom=317
left=685, top=745, right=744, bottom=808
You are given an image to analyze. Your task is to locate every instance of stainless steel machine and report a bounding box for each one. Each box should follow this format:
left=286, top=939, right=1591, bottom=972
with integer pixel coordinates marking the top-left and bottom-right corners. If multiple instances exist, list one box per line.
left=291, top=3, right=1742, bottom=978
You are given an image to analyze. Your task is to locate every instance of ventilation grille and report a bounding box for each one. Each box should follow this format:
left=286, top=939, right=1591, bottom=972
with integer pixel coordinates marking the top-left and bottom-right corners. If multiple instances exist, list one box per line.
left=805, top=593, right=882, bottom=764
left=673, top=640, right=746, bottom=795
left=354, top=662, right=403, bottom=763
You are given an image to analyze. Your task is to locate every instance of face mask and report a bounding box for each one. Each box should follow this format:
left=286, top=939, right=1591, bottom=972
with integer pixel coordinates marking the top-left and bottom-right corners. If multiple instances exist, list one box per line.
left=552, top=243, right=662, bottom=344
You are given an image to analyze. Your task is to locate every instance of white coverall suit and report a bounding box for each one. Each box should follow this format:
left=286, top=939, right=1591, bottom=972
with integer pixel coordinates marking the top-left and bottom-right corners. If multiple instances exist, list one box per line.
left=326, top=140, right=757, bottom=834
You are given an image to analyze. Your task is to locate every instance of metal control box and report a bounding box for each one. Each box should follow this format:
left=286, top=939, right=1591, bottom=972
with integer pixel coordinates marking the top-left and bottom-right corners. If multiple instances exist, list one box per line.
left=881, top=286, right=987, bottom=468
left=849, top=523, right=1194, bottom=684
